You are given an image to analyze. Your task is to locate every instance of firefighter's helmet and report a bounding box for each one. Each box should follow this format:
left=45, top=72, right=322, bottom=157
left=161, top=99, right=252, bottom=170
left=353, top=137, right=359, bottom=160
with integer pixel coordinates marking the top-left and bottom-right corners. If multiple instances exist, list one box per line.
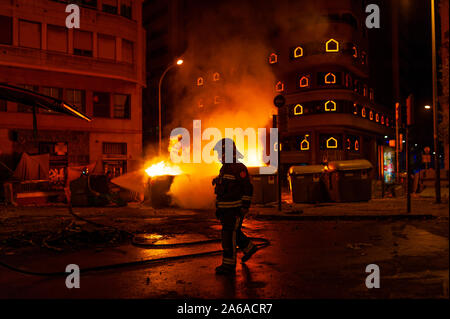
left=214, top=138, right=243, bottom=163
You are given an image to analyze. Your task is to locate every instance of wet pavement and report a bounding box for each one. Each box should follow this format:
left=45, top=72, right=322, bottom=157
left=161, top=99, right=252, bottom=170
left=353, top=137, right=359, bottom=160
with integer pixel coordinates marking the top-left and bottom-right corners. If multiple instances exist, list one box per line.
left=0, top=207, right=448, bottom=299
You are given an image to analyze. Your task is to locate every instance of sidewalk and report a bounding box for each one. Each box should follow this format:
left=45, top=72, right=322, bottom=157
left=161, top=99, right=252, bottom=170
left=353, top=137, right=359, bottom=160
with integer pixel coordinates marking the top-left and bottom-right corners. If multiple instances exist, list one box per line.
left=250, top=192, right=449, bottom=221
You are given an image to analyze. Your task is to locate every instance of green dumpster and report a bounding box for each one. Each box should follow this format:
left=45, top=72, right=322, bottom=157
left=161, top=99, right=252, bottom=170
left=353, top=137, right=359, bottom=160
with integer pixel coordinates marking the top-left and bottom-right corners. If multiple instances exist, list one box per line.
left=325, top=159, right=373, bottom=202
left=288, top=165, right=326, bottom=203
left=248, top=167, right=278, bottom=204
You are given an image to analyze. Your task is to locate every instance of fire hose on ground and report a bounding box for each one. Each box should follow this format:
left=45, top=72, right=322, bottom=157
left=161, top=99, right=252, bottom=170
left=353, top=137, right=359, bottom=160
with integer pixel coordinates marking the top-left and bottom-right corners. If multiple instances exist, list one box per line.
left=0, top=204, right=270, bottom=277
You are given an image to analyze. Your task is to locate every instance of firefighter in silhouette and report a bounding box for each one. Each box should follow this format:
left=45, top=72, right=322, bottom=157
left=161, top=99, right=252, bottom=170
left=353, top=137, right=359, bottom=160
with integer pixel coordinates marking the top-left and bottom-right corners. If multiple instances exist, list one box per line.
left=212, top=138, right=258, bottom=275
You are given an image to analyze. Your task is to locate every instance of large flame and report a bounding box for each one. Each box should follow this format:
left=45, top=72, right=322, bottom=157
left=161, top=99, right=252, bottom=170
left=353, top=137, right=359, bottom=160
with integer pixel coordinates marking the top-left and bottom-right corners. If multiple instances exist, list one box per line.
left=145, top=161, right=182, bottom=177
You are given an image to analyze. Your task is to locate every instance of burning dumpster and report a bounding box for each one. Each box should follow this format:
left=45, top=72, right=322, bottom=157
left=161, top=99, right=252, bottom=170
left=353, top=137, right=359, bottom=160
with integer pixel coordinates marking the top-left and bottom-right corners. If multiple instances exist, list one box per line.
left=145, top=161, right=182, bottom=208
left=324, top=159, right=373, bottom=202
left=148, top=175, right=176, bottom=208
left=248, top=167, right=278, bottom=204
left=288, top=165, right=326, bottom=203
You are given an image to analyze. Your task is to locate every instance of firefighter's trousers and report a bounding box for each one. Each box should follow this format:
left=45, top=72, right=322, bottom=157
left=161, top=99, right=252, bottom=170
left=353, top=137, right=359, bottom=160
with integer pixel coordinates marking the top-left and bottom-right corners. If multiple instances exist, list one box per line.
left=218, top=208, right=255, bottom=268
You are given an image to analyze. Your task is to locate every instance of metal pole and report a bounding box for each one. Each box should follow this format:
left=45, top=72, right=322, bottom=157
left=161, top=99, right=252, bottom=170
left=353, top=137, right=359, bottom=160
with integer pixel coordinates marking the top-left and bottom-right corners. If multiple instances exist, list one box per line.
left=158, top=65, right=174, bottom=157
left=395, top=103, right=400, bottom=183
left=431, top=0, right=441, bottom=203
left=273, top=115, right=281, bottom=211
left=406, top=125, right=411, bottom=213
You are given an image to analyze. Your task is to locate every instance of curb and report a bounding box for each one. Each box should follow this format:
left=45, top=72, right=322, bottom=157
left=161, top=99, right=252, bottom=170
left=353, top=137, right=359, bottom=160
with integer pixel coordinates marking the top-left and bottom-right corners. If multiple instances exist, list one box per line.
left=252, top=213, right=436, bottom=221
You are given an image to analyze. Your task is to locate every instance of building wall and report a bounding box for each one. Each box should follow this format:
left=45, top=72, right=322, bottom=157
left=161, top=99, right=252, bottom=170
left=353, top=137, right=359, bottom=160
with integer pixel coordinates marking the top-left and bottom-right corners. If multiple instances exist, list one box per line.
left=268, top=1, right=394, bottom=178
left=0, top=0, right=145, bottom=179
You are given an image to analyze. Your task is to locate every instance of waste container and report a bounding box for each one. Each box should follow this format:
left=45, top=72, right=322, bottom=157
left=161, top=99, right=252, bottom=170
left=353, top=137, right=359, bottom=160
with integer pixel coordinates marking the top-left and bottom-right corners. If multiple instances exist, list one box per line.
left=288, top=165, right=326, bottom=203
left=248, top=167, right=278, bottom=204
left=325, top=159, right=373, bottom=202
left=148, top=175, right=175, bottom=208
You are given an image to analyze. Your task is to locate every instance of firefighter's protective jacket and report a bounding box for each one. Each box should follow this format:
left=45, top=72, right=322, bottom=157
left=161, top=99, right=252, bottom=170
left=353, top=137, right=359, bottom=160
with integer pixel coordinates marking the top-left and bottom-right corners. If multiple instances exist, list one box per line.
left=214, top=162, right=253, bottom=209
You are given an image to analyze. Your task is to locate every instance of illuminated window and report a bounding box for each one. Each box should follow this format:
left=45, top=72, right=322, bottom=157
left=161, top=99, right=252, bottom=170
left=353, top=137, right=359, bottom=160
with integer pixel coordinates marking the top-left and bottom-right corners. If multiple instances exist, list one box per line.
left=213, top=72, right=220, bottom=81
left=386, top=117, right=389, bottom=127
left=369, top=110, right=373, bottom=120
left=300, top=134, right=310, bottom=150
left=269, top=53, right=278, bottom=64
left=197, top=77, right=204, bottom=86
left=324, top=73, right=336, bottom=84
left=293, top=46, right=303, bottom=58
left=275, top=81, right=284, bottom=92
left=381, top=115, right=385, bottom=124
left=345, top=74, right=352, bottom=88
left=326, top=137, right=338, bottom=149
left=354, top=139, right=359, bottom=151
left=353, top=103, right=358, bottom=115
left=363, top=85, right=368, bottom=96
left=214, top=96, right=220, bottom=104
left=345, top=138, right=351, bottom=150
left=352, top=45, right=358, bottom=58
left=294, top=104, right=303, bottom=115
left=361, top=51, right=367, bottom=64
left=324, top=100, right=336, bottom=111
left=376, top=113, right=379, bottom=122
left=325, top=39, right=339, bottom=52
left=361, top=107, right=366, bottom=118
left=369, top=89, right=374, bottom=100
left=299, top=76, right=309, bottom=87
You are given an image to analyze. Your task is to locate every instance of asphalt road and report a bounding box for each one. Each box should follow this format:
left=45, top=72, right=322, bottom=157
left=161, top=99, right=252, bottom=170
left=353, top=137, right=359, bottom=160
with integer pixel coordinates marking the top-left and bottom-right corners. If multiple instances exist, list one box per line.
left=0, top=211, right=448, bottom=299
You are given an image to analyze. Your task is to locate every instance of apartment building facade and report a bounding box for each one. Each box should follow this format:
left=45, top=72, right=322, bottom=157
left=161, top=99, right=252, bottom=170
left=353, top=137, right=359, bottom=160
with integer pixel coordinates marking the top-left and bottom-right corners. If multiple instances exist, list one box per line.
left=0, top=0, right=145, bottom=185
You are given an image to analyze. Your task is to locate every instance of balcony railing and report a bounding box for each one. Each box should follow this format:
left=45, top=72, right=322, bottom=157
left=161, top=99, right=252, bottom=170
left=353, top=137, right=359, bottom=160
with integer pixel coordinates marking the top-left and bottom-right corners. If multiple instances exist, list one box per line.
left=0, top=45, right=137, bottom=82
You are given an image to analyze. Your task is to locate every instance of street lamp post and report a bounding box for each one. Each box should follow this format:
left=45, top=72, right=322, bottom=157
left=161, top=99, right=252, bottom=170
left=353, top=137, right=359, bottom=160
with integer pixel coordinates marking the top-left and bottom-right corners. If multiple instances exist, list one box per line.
left=430, top=0, right=441, bottom=203
left=158, top=59, right=183, bottom=156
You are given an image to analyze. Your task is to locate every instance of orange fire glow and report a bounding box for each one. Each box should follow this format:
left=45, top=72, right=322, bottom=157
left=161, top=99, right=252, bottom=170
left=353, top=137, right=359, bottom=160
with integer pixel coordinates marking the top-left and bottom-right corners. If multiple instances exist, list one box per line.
left=145, top=161, right=182, bottom=177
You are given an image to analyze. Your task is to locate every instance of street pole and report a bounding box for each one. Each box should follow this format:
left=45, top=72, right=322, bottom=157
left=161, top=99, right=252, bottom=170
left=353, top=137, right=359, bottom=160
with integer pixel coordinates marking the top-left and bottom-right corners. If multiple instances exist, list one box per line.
left=273, top=115, right=281, bottom=211
left=406, top=94, right=414, bottom=213
left=395, top=102, right=400, bottom=183
left=157, top=59, right=183, bottom=157
left=431, top=0, right=441, bottom=203
left=158, top=65, right=174, bottom=156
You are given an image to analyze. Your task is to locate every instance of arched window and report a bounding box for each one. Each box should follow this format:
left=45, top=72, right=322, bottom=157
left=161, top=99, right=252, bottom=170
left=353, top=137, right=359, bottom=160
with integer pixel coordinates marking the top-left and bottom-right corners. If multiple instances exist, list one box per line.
left=326, top=137, right=338, bottom=149
left=299, top=76, right=309, bottom=87
left=363, top=85, right=368, bottom=96
left=325, top=73, right=336, bottom=84
left=345, top=138, right=351, bottom=150
left=197, top=77, right=204, bottom=86
left=386, top=117, right=389, bottom=127
left=324, top=100, right=336, bottom=111
left=345, top=74, right=352, bottom=88
left=361, top=51, right=367, bottom=64
left=294, top=104, right=303, bottom=115
left=275, top=81, right=284, bottom=92
left=375, top=113, right=379, bottom=122
left=352, top=45, right=358, bottom=58
left=381, top=115, right=385, bottom=124
left=293, top=46, right=303, bottom=58
left=326, top=39, right=339, bottom=52
left=269, top=53, right=278, bottom=64
left=354, top=139, right=359, bottom=151
left=369, top=89, right=374, bottom=100
left=361, top=107, right=366, bottom=118
left=213, top=72, right=220, bottom=82
left=300, top=135, right=310, bottom=150
left=369, top=110, right=374, bottom=120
